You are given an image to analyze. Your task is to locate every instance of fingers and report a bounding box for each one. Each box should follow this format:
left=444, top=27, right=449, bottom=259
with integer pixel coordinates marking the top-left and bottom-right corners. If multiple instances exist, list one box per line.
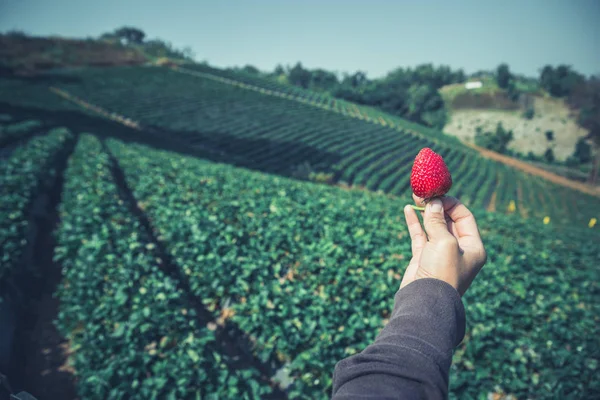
left=412, top=193, right=426, bottom=208
left=401, top=205, right=425, bottom=290
left=439, top=196, right=481, bottom=240
left=440, top=197, right=486, bottom=270
left=412, top=194, right=482, bottom=242
left=422, top=199, right=456, bottom=243
left=403, top=205, right=426, bottom=257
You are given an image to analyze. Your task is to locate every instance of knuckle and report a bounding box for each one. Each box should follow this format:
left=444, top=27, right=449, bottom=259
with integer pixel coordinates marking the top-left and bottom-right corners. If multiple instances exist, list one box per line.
left=425, top=219, right=445, bottom=231
left=411, top=231, right=425, bottom=242
left=439, top=236, right=457, bottom=247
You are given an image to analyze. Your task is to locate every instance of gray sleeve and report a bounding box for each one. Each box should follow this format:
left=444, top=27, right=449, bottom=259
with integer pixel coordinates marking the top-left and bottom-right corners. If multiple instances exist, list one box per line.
left=332, top=278, right=466, bottom=400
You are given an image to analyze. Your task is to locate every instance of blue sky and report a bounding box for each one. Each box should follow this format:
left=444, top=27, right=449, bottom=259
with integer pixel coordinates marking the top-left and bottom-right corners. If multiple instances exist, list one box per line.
left=1, top=0, right=598, bottom=78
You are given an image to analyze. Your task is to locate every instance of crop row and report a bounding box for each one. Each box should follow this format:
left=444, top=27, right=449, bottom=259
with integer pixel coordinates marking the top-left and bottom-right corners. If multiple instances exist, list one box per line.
left=0, top=126, right=73, bottom=304
left=107, top=137, right=413, bottom=398
left=48, top=67, right=599, bottom=226
left=176, top=64, right=454, bottom=143
left=105, top=139, right=600, bottom=398
left=0, top=118, right=43, bottom=148
left=53, top=134, right=272, bottom=399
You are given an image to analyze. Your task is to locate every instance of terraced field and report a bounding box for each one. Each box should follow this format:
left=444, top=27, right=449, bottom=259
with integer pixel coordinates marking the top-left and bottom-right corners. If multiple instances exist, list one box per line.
left=1, top=68, right=599, bottom=399
left=46, top=65, right=600, bottom=228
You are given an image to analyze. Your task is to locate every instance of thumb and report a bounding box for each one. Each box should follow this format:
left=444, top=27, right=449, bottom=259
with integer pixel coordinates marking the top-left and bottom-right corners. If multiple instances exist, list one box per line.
left=423, top=198, right=452, bottom=242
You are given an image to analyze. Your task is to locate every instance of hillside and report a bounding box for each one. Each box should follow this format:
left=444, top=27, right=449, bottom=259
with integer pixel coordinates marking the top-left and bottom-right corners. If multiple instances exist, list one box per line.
left=0, top=27, right=598, bottom=400
left=31, top=65, right=599, bottom=223
left=440, top=80, right=589, bottom=161
left=0, top=93, right=599, bottom=399
left=0, top=34, right=148, bottom=73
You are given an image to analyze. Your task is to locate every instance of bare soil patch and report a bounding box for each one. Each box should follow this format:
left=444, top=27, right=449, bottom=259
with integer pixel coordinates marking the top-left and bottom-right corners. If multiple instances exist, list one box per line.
left=444, top=96, right=588, bottom=160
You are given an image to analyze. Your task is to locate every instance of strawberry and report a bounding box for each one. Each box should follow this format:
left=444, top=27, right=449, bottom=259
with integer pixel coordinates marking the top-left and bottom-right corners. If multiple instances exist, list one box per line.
left=410, top=148, right=452, bottom=199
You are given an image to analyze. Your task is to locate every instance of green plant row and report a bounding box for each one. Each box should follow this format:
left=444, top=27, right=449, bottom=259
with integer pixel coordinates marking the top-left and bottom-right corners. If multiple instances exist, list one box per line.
left=0, top=119, right=42, bottom=147
left=107, top=138, right=413, bottom=398
left=51, top=67, right=452, bottom=190
left=0, top=127, right=72, bottom=303
left=167, top=65, right=600, bottom=225
left=53, top=134, right=271, bottom=399
left=51, top=66, right=600, bottom=227
left=0, top=78, right=79, bottom=112
left=107, top=139, right=599, bottom=399
left=178, top=63, right=459, bottom=144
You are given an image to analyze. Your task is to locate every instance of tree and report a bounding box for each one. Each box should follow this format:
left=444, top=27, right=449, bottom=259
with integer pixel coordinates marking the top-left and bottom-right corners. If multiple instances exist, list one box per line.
left=288, top=62, right=311, bottom=89
left=496, top=64, right=512, bottom=89
left=114, top=26, right=146, bottom=45
left=241, top=65, right=260, bottom=75
left=142, top=39, right=194, bottom=61
left=540, top=64, right=585, bottom=97
left=540, top=65, right=554, bottom=92
left=544, top=148, right=555, bottom=163
left=475, top=123, right=514, bottom=154
left=405, top=84, right=446, bottom=128
left=572, top=138, right=592, bottom=164
left=310, top=69, right=338, bottom=91
left=568, top=76, right=600, bottom=183
left=342, top=71, right=368, bottom=88
left=285, top=62, right=463, bottom=129
left=522, top=107, right=535, bottom=119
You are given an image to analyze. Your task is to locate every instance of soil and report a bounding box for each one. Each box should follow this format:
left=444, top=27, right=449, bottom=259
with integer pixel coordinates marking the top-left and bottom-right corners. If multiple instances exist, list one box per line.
left=464, top=141, right=600, bottom=198
left=7, top=140, right=78, bottom=400
left=20, top=279, right=77, bottom=400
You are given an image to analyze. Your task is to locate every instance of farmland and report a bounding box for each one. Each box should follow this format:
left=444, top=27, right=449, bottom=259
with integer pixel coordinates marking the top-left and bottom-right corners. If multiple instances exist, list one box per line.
left=43, top=65, right=600, bottom=226
left=0, top=65, right=599, bottom=399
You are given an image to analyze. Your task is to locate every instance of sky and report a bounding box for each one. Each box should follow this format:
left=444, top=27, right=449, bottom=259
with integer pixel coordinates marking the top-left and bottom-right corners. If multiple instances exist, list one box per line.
left=1, top=0, right=599, bottom=78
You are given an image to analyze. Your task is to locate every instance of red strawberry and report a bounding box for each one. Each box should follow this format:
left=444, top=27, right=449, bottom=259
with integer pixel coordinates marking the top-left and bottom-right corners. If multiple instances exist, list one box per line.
left=410, top=148, right=452, bottom=199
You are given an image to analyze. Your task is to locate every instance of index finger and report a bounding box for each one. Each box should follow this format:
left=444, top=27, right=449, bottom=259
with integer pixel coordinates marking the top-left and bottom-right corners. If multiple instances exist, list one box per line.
left=412, top=194, right=480, bottom=240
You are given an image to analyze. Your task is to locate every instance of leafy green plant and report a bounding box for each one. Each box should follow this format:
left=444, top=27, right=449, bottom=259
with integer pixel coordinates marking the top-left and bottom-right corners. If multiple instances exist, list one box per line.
left=0, top=119, right=42, bottom=146
left=106, top=139, right=600, bottom=399
left=54, top=134, right=271, bottom=399
left=475, top=123, right=514, bottom=154
left=544, top=148, right=555, bottom=163
left=0, top=127, right=72, bottom=303
left=523, top=107, right=535, bottom=119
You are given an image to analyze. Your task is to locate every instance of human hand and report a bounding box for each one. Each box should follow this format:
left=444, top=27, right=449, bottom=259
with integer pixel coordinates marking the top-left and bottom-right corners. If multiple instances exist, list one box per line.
left=400, top=195, right=487, bottom=296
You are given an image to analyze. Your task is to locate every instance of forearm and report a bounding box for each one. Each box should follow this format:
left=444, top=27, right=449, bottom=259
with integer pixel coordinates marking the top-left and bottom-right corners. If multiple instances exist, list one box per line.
left=332, top=278, right=465, bottom=399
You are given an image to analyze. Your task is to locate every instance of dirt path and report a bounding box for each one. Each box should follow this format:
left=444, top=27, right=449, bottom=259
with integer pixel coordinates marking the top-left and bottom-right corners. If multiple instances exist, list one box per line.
left=14, top=138, right=78, bottom=400
left=22, top=272, right=77, bottom=400
left=464, top=141, right=600, bottom=198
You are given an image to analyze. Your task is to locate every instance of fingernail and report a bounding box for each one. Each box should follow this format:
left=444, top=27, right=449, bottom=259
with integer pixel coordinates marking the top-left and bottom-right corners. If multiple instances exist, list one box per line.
left=429, top=199, right=443, bottom=214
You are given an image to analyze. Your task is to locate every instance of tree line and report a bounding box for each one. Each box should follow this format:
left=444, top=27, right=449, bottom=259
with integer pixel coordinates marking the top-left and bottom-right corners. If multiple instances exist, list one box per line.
left=263, top=63, right=464, bottom=130
left=99, top=26, right=195, bottom=62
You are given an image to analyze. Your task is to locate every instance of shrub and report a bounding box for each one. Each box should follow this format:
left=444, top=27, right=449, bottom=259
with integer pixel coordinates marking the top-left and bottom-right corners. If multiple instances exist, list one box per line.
left=496, top=64, right=511, bottom=89
left=545, top=130, right=554, bottom=141
left=544, top=148, right=555, bottom=163
left=566, top=156, right=579, bottom=167
left=523, top=107, right=535, bottom=119
left=474, top=123, right=514, bottom=154
left=573, top=137, right=592, bottom=164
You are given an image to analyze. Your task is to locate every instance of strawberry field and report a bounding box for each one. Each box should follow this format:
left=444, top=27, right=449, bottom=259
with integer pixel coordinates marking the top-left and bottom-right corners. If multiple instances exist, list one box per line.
left=47, top=66, right=600, bottom=228
left=1, top=69, right=599, bottom=399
